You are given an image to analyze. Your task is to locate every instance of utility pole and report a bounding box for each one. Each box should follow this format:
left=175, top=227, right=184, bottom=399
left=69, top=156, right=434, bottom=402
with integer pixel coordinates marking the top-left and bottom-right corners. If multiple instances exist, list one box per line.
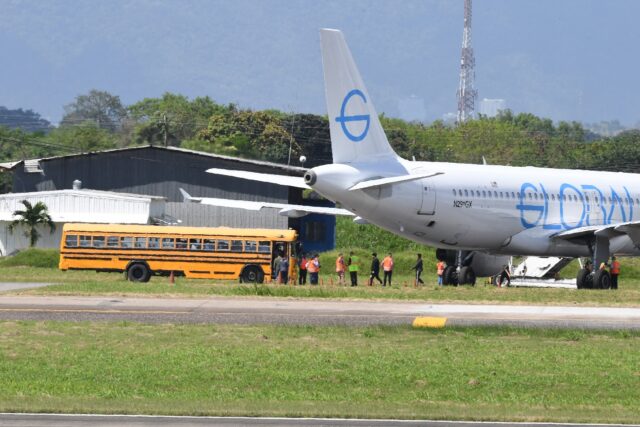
left=456, top=0, right=477, bottom=123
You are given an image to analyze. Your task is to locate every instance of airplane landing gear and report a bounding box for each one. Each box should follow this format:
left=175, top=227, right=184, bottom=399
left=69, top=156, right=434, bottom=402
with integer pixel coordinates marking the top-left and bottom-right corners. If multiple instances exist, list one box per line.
left=440, top=251, right=476, bottom=286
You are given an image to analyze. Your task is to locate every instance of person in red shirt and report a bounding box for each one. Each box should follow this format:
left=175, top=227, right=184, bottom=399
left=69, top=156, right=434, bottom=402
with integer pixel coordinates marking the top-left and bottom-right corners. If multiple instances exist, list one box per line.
left=610, top=256, right=621, bottom=290
left=298, top=254, right=308, bottom=285
left=381, top=253, right=394, bottom=287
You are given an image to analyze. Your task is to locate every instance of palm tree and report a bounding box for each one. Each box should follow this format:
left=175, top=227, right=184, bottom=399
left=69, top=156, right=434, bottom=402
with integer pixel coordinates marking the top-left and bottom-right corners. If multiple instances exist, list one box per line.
left=8, top=200, right=56, bottom=247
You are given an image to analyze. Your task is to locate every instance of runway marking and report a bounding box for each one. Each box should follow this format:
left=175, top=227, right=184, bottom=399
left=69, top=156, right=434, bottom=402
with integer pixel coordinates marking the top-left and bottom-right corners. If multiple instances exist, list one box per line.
left=0, top=308, right=190, bottom=315
left=412, top=316, right=447, bottom=328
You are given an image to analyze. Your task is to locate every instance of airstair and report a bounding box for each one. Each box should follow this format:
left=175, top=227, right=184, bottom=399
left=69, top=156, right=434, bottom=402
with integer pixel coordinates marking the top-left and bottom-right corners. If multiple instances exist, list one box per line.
left=509, top=256, right=576, bottom=288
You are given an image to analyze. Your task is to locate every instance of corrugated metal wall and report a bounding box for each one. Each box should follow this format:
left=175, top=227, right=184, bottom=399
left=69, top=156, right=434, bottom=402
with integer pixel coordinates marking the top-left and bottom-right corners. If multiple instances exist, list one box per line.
left=11, top=147, right=296, bottom=230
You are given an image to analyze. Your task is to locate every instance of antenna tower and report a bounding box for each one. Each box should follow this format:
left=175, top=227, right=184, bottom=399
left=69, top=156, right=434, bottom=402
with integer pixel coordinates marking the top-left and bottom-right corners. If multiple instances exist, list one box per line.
left=456, top=0, right=477, bottom=123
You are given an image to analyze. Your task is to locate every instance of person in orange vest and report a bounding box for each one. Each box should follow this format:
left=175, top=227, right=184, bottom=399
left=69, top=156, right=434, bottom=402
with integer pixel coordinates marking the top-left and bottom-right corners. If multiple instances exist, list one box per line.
left=307, top=254, right=320, bottom=285
left=381, top=253, right=394, bottom=287
left=610, top=256, right=620, bottom=290
left=436, top=259, right=445, bottom=286
left=298, top=253, right=308, bottom=285
left=335, top=253, right=346, bottom=285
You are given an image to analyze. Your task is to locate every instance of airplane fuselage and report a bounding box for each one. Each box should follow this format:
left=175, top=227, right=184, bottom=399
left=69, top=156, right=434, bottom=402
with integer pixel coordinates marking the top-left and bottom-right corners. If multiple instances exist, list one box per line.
left=308, top=159, right=640, bottom=258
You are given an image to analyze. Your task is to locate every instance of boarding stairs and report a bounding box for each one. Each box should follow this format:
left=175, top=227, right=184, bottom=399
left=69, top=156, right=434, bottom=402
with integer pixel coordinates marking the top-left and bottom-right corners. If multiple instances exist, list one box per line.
left=509, top=256, right=576, bottom=288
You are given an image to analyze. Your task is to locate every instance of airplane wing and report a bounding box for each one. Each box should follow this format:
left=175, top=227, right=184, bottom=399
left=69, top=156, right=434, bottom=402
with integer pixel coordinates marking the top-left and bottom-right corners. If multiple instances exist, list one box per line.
left=349, top=172, right=444, bottom=191
left=206, top=168, right=310, bottom=189
left=553, top=221, right=640, bottom=245
left=180, top=189, right=353, bottom=218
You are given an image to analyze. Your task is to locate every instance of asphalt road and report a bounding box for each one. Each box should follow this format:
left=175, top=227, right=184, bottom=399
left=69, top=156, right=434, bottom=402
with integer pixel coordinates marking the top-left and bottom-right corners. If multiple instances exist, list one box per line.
left=0, top=414, right=636, bottom=427
left=1, top=295, right=640, bottom=329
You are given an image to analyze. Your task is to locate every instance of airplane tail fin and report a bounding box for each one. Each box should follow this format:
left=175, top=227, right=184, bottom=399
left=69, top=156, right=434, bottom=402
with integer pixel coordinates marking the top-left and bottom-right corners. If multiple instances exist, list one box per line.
left=320, top=29, right=398, bottom=164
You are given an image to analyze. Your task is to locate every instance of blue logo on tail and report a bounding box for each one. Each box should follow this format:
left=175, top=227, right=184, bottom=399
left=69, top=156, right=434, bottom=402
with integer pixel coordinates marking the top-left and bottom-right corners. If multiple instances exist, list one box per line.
left=335, top=89, right=370, bottom=142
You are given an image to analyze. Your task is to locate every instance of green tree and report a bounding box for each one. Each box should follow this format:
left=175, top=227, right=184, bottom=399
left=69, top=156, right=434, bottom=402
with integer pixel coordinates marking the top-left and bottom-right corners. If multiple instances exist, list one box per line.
left=61, top=90, right=127, bottom=132
left=128, top=93, right=227, bottom=146
left=46, top=122, right=117, bottom=153
left=8, top=200, right=56, bottom=247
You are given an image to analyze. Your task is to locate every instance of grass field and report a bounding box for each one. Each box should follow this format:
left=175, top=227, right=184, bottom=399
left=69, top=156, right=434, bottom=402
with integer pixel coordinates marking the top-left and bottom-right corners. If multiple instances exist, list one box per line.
left=0, top=321, right=638, bottom=422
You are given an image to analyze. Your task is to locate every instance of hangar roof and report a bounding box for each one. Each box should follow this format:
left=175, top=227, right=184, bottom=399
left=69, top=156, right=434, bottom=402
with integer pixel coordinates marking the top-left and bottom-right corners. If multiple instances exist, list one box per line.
left=0, top=145, right=306, bottom=175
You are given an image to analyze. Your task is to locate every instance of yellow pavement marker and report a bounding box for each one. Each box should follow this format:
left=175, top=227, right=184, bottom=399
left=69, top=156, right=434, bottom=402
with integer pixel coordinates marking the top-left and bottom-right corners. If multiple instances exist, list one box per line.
left=412, top=316, right=447, bottom=328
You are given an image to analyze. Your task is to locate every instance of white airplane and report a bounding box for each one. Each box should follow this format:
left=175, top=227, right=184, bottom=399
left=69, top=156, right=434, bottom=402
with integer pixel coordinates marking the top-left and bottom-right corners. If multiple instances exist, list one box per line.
left=188, top=28, right=640, bottom=290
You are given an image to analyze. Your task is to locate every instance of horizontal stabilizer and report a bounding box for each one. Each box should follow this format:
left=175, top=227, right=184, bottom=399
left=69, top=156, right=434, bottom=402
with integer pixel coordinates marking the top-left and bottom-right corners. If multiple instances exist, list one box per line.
left=180, top=189, right=353, bottom=218
left=206, top=168, right=309, bottom=189
left=348, top=172, right=443, bottom=191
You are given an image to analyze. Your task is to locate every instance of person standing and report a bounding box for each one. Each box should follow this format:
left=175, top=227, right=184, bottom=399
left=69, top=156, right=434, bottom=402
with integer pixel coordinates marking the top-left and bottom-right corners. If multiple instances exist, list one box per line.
left=307, top=254, right=320, bottom=285
left=348, top=251, right=359, bottom=287
left=298, top=253, right=308, bottom=285
left=279, top=256, right=290, bottom=285
left=382, top=253, right=394, bottom=287
left=436, top=259, right=445, bottom=286
left=272, top=252, right=283, bottom=283
left=412, top=253, right=424, bottom=286
left=610, top=256, right=620, bottom=290
left=368, top=252, right=382, bottom=286
left=335, top=253, right=346, bottom=285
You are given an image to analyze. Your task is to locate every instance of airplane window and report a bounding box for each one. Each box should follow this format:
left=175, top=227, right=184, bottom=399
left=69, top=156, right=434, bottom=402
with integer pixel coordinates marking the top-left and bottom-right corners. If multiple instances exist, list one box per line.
left=494, top=191, right=498, bottom=198
left=464, top=190, right=468, bottom=197
left=458, top=189, right=463, bottom=196
left=528, top=193, right=533, bottom=200
left=545, top=193, right=549, bottom=200
left=482, top=190, right=486, bottom=197
left=499, top=192, right=504, bottom=198
left=488, top=192, right=492, bottom=198
left=516, top=192, right=521, bottom=198
left=452, top=189, right=456, bottom=196
left=585, top=195, right=589, bottom=202
left=636, top=198, right=639, bottom=205
left=512, top=192, right=516, bottom=198
left=551, top=194, right=555, bottom=201
left=608, top=196, right=612, bottom=203
left=534, top=193, right=538, bottom=200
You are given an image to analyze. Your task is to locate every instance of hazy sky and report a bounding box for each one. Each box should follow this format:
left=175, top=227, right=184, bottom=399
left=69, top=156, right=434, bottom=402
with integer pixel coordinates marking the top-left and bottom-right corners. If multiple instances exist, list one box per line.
left=2, top=0, right=639, bottom=125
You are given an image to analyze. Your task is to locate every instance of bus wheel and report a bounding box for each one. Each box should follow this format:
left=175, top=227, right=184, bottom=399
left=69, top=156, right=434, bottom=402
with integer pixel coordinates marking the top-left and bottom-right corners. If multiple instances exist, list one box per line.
left=127, top=263, right=150, bottom=283
left=241, top=265, right=264, bottom=284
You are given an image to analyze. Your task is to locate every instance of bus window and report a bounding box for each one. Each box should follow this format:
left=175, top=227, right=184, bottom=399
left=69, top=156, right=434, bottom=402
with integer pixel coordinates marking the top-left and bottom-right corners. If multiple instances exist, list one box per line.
left=93, top=236, right=105, bottom=248
left=176, top=238, right=187, bottom=249
left=217, top=240, right=229, bottom=251
left=244, top=241, right=257, bottom=252
left=189, top=238, right=202, bottom=250
left=162, top=238, right=175, bottom=249
left=258, top=241, right=270, bottom=253
left=203, top=239, right=215, bottom=251
left=230, top=240, right=243, bottom=252
left=65, top=235, right=78, bottom=247
left=148, top=237, right=160, bottom=249
left=135, top=237, right=147, bottom=248
left=121, top=236, right=133, bottom=248
left=107, top=236, right=119, bottom=248
left=79, top=235, right=92, bottom=247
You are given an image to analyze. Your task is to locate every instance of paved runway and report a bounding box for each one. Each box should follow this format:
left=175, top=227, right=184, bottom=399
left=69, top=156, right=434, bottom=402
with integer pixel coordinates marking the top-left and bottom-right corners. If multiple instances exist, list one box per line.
left=1, top=295, right=640, bottom=329
left=0, top=414, right=636, bottom=427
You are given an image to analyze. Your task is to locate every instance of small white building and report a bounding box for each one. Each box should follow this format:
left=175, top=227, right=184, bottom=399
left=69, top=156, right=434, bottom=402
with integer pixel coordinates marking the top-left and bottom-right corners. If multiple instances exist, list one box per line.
left=0, top=188, right=166, bottom=255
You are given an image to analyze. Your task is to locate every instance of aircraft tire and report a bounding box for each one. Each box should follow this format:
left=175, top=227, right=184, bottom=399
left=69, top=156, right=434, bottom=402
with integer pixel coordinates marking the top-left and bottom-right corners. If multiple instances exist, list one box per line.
left=576, top=268, right=589, bottom=289
left=593, top=269, right=611, bottom=290
left=127, top=263, right=151, bottom=283
left=443, top=265, right=457, bottom=286
left=458, top=266, right=476, bottom=286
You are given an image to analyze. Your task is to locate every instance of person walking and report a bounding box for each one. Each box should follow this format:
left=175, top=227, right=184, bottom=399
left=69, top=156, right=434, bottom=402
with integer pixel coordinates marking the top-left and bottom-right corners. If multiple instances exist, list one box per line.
left=335, top=253, right=346, bottom=285
left=307, top=254, right=320, bottom=285
left=279, top=256, right=290, bottom=285
left=412, top=253, right=424, bottom=286
left=382, top=253, right=394, bottom=287
left=610, top=256, right=620, bottom=290
left=498, top=264, right=510, bottom=287
left=298, top=253, right=308, bottom=285
left=368, top=252, right=382, bottom=286
left=348, top=251, right=359, bottom=287
left=436, top=259, right=445, bottom=286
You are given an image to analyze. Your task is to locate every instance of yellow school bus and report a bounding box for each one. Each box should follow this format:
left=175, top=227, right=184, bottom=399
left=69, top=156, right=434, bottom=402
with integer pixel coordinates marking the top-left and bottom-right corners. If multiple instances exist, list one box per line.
left=59, top=223, right=298, bottom=283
